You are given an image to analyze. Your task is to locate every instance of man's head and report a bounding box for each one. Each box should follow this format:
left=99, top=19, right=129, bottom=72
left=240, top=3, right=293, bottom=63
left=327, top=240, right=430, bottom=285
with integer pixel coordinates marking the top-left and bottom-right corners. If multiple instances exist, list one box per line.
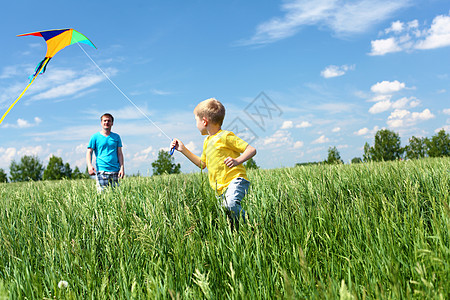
left=101, top=113, right=114, bottom=131
left=101, top=113, right=114, bottom=123
left=194, top=98, right=225, bottom=126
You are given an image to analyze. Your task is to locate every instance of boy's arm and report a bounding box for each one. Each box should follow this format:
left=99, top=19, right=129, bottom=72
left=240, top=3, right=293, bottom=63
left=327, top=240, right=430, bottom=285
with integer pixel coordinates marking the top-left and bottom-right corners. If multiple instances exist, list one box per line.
left=171, top=138, right=206, bottom=169
left=224, top=145, right=257, bottom=168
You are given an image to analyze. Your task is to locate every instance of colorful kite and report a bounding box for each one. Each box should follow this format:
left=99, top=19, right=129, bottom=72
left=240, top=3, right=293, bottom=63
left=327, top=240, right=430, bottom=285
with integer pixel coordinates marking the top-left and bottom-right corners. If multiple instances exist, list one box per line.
left=0, top=29, right=96, bottom=125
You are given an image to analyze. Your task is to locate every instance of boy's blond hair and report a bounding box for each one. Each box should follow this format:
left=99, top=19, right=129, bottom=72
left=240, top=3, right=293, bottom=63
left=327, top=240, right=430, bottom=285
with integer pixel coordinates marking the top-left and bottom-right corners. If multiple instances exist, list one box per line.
left=194, top=98, right=225, bottom=125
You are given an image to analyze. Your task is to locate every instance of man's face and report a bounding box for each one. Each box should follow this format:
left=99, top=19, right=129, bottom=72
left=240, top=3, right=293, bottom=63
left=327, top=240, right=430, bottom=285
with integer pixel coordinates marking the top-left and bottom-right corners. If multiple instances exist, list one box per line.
left=101, top=116, right=113, bottom=130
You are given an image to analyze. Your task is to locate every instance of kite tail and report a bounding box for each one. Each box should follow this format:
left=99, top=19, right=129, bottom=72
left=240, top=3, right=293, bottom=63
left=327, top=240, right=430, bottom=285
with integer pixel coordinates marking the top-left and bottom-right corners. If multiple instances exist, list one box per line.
left=29, top=57, right=51, bottom=81
left=0, top=57, right=50, bottom=125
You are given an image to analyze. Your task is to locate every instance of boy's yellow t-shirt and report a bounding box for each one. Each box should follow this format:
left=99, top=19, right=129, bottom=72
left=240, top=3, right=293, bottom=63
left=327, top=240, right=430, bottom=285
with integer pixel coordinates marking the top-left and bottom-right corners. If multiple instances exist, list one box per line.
left=201, top=130, right=248, bottom=195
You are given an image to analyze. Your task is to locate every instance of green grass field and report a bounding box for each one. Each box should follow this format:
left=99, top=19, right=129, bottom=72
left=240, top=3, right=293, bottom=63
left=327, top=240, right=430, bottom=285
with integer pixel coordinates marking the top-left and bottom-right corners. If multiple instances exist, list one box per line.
left=0, top=158, right=449, bottom=299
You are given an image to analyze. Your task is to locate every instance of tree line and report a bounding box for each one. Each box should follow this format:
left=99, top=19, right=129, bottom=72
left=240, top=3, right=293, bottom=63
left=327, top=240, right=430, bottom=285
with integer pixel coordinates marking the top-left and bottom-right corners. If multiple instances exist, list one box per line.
left=0, top=149, right=260, bottom=183
left=0, top=155, right=89, bottom=183
left=1, top=129, right=447, bottom=182
left=323, top=129, right=449, bottom=165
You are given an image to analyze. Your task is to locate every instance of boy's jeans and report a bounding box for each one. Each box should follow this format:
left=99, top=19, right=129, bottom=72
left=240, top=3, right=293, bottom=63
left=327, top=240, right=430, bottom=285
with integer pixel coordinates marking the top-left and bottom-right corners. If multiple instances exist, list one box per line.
left=219, top=177, right=250, bottom=228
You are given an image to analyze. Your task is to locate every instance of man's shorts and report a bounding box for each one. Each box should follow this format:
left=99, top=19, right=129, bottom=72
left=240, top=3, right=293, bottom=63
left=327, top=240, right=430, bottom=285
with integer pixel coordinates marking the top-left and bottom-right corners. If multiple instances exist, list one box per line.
left=96, top=171, right=119, bottom=192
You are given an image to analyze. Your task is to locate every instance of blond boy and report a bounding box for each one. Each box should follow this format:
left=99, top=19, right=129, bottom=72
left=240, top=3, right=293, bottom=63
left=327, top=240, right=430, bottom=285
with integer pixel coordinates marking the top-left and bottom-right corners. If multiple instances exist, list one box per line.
left=171, top=98, right=256, bottom=229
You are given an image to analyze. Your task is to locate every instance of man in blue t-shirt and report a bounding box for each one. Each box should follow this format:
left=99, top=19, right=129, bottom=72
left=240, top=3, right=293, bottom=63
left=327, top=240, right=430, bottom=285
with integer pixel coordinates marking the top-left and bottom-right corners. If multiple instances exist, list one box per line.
left=86, top=113, right=125, bottom=192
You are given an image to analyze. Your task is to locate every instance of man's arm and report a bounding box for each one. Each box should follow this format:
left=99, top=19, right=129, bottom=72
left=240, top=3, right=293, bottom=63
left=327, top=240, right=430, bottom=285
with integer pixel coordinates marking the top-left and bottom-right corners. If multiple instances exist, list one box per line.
left=224, top=145, right=257, bottom=168
left=117, top=147, right=125, bottom=178
left=86, top=148, right=96, bottom=175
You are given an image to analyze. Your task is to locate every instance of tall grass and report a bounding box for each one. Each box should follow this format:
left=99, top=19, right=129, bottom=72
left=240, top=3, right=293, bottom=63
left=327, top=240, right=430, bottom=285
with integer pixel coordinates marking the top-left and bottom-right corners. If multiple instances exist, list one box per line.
left=0, top=157, right=448, bottom=299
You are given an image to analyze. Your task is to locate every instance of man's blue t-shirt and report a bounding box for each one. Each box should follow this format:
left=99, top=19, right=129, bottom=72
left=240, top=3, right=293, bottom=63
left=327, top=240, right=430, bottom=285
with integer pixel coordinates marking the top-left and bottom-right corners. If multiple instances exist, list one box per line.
left=88, top=132, right=122, bottom=172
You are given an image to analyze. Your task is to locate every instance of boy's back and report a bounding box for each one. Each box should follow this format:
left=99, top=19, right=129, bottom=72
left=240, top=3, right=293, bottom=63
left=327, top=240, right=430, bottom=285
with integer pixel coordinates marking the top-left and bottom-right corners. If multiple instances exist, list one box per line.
left=201, top=129, right=249, bottom=194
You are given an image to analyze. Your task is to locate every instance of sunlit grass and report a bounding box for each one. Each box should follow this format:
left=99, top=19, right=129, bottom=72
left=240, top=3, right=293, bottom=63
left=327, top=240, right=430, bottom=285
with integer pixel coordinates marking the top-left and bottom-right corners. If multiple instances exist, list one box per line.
left=0, top=157, right=449, bottom=298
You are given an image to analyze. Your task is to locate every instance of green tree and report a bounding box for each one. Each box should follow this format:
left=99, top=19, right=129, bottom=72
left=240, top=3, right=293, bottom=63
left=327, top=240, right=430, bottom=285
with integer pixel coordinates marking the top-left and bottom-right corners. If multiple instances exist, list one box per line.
left=43, top=155, right=72, bottom=180
left=426, top=129, right=450, bottom=157
left=9, top=155, right=44, bottom=182
left=351, top=157, right=362, bottom=164
left=63, top=163, right=72, bottom=178
left=72, top=166, right=88, bottom=179
left=363, top=142, right=372, bottom=162
left=0, top=168, right=8, bottom=183
left=326, top=146, right=343, bottom=164
left=369, top=129, right=404, bottom=161
left=151, top=150, right=181, bottom=175
left=405, top=136, right=427, bottom=159
left=244, top=157, right=259, bottom=169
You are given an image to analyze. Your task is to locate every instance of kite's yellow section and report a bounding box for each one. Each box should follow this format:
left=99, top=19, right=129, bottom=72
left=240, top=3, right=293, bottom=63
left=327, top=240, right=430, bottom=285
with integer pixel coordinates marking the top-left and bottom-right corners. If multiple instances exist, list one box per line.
left=45, top=29, right=73, bottom=58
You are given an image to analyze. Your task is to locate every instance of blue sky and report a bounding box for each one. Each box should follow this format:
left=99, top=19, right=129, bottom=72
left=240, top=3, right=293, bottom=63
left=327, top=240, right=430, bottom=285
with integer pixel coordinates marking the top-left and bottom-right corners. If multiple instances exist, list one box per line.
left=1, top=0, right=449, bottom=175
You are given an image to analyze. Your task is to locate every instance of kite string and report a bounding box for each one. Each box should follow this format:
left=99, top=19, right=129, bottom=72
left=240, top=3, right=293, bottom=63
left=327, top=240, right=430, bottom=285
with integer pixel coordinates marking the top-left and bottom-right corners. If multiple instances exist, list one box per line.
left=77, top=43, right=172, bottom=141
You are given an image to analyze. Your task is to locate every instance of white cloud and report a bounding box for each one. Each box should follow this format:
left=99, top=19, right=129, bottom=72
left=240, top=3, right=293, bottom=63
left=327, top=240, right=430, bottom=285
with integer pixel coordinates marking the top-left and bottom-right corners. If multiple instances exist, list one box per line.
left=385, top=20, right=404, bottom=34
left=263, top=130, right=291, bottom=146
left=443, top=108, right=450, bottom=115
left=408, top=20, right=419, bottom=31
left=75, top=143, right=88, bottom=154
left=332, top=127, right=341, bottom=132
left=16, top=145, right=44, bottom=157
left=368, top=94, right=392, bottom=102
left=409, top=98, right=420, bottom=107
left=0, top=65, right=23, bottom=79
left=17, top=119, right=31, bottom=128
left=0, top=82, right=30, bottom=106
left=369, top=37, right=402, bottom=55
left=133, top=146, right=154, bottom=163
left=73, top=157, right=87, bottom=170
left=435, top=125, right=450, bottom=132
left=42, top=69, right=77, bottom=84
left=387, top=108, right=435, bottom=128
left=330, top=1, right=410, bottom=34
left=354, top=125, right=379, bottom=136
left=31, top=73, right=105, bottom=101
left=294, top=141, right=304, bottom=148
left=370, top=13, right=450, bottom=55
left=262, top=130, right=306, bottom=151
left=307, top=146, right=326, bottom=155
left=296, top=121, right=312, bottom=128
left=281, top=120, right=294, bottom=129
left=412, top=109, right=435, bottom=120
left=416, top=14, right=450, bottom=50
left=369, top=100, right=391, bottom=114
left=354, top=127, right=369, bottom=135
left=369, top=96, right=420, bottom=114
left=2, top=117, right=42, bottom=129
left=321, top=64, right=355, bottom=78
left=239, top=0, right=410, bottom=45
left=371, top=80, right=406, bottom=94
left=185, top=141, right=199, bottom=155
left=0, top=147, right=17, bottom=168
left=311, top=134, right=329, bottom=144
